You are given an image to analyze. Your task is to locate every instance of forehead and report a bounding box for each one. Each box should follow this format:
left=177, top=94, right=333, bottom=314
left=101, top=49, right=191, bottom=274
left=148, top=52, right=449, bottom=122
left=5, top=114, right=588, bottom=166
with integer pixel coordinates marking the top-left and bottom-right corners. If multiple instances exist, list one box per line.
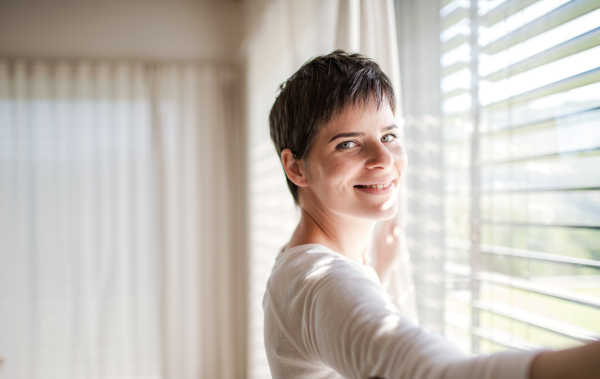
left=319, top=101, right=395, bottom=136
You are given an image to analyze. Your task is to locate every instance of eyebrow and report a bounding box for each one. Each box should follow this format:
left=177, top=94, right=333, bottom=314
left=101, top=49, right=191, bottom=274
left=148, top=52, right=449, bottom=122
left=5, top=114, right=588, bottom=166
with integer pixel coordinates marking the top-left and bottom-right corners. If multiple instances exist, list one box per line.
left=328, top=124, right=398, bottom=143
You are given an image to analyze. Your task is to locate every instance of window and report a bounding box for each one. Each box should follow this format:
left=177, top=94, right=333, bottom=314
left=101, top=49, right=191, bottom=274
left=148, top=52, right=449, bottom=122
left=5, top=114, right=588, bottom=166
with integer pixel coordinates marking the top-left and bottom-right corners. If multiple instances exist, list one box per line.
left=442, top=0, right=600, bottom=354
left=397, top=0, right=600, bottom=355
left=0, top=61, right=242, bottom=378
left=0, top=61, right=162, bottom=377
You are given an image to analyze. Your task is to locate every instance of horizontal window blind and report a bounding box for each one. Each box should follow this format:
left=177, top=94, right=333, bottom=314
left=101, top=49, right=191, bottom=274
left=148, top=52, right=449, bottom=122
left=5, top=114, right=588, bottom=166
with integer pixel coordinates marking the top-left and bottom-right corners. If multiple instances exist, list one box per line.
left=440, top=0, right=600, bottom=354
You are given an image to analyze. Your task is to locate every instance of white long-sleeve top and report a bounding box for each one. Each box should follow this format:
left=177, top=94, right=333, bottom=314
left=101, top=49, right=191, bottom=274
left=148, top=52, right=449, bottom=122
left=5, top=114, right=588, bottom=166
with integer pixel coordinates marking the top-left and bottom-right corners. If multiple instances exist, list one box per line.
left=263, top=244, right=539, bottom=379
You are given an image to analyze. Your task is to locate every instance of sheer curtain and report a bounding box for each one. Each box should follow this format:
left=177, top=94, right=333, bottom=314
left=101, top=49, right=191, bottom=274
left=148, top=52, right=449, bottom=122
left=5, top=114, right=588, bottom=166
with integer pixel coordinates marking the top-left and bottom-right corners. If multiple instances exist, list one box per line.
left=395, top=0, right=446, bottom=335
left=243, top=0, right=416, bottom=377
left=0, top=60, right=246, bottom=379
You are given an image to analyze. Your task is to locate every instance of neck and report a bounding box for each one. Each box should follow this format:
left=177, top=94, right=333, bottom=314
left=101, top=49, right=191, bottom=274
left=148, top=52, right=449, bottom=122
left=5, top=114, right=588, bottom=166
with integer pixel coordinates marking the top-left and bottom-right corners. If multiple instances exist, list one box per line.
left=287, top=201, right=376, bottom=265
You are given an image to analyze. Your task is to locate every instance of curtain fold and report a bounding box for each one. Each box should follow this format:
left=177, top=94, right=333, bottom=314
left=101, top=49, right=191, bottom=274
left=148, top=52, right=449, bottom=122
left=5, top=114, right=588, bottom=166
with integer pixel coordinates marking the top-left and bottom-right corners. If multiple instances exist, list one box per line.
left=395, top=0, right=446, bottom=336
left=0, top=60, right=246, bottom=379
left=244, top=0, right=415, bottom=377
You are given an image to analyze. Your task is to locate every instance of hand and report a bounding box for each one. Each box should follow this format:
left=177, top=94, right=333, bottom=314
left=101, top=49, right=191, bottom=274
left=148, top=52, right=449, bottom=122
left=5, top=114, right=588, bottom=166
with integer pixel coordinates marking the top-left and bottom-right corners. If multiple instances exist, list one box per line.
left=530, top=340, right=600, bottom=379
left=373, top=216, right=403, bottom=288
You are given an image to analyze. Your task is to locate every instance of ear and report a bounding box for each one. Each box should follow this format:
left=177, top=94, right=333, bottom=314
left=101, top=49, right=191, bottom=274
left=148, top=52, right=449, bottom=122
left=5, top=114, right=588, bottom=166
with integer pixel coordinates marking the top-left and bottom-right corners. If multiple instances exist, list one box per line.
left=281, top=149, right=309, bottom=187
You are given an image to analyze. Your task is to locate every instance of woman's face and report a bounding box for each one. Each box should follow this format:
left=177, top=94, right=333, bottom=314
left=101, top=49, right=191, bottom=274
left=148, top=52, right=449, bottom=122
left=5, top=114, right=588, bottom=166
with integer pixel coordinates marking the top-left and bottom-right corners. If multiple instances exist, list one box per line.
left=301, top=101, right=407, bottom=221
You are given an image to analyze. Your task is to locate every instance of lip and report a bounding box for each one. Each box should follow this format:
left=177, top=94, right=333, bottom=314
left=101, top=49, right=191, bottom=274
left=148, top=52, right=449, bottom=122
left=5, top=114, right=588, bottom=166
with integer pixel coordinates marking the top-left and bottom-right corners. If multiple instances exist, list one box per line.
left=354, top=177, right=396, bottom=187
left=353, top=180, right=395, bottom=195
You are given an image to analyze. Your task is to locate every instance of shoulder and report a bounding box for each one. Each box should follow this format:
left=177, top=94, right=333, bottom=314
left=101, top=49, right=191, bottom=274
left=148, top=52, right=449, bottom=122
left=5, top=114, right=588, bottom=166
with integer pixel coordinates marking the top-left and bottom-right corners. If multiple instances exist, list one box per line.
left=264, top=244, right=387, bottom=329
left=268, top=244, right=379, bottom=295
left=264, top=244, right=407, bottom=373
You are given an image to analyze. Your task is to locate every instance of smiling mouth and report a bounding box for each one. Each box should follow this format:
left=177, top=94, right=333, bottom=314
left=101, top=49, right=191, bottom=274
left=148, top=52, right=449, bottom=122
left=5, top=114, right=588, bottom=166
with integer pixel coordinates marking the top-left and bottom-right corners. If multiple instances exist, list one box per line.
left=354, top=181, right=393, bottom=190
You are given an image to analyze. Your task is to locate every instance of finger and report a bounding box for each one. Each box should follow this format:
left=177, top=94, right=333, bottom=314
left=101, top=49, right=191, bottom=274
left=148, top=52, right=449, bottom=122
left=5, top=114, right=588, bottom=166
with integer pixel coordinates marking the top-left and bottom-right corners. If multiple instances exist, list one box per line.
left=386, top=217, right=398, bottom=231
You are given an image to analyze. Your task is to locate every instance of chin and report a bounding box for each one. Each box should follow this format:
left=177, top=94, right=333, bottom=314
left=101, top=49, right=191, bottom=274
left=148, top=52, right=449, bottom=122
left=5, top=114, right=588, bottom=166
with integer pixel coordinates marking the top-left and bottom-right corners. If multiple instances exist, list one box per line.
left=354, top=201, right=398, bottom=221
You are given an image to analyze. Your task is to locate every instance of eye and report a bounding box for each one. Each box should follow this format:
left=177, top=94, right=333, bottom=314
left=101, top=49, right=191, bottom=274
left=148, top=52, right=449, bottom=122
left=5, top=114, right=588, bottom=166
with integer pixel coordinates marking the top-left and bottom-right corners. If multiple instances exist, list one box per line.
left=337, top=140, right=357, bottom=149
left=381, top=134, right=397, bottom=143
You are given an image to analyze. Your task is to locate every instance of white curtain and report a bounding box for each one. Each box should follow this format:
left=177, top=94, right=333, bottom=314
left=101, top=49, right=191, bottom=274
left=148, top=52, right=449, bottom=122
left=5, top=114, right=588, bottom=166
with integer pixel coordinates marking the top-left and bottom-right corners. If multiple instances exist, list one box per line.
left=395, top=0, right=446, bottom=335
left=243, top=0, right=416, bottom=377
left=0, top=60, right=246, bottom=379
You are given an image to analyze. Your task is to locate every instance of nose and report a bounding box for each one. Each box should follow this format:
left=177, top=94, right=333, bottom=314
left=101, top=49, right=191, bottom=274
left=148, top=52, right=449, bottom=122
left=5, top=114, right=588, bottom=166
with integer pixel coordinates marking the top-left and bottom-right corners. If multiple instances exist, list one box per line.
left=364, top=141, right=394, bottom=170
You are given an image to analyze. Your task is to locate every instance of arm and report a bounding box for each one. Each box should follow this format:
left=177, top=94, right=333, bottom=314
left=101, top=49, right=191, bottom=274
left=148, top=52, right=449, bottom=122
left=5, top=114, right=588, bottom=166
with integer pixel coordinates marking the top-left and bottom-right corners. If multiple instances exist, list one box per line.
left=369, top=240, right=600, bottom=379
left=373, top=217, right=403, bottom=288
left=268, top=247, right=536, bottom=379
left=530, top=340, right=600, bottom=379
left=298, top=256, right=536, bottom=379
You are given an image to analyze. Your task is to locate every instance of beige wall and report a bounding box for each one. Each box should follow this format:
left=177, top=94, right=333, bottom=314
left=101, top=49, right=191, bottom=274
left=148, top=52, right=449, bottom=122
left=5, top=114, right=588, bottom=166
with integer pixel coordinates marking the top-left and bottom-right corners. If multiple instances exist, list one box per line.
left=0, top=0, right=243, bottom=61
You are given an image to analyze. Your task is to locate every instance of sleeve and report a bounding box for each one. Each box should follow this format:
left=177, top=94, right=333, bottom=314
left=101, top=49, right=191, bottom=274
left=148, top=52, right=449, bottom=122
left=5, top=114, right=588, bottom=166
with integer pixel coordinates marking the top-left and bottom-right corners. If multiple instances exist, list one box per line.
left=289, top=255, right=539, bottom=379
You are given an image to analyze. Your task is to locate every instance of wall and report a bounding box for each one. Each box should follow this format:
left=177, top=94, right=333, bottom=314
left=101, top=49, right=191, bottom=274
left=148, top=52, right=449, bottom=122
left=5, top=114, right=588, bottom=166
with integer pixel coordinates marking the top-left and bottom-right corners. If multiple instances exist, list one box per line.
left=0, top=0, right=243, bottom=61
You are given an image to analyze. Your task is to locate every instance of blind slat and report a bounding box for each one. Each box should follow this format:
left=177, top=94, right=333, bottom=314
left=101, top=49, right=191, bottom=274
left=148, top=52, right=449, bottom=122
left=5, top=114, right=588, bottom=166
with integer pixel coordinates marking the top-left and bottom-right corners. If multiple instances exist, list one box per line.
left=482, top=106, right=600, bottom=136
left=441, top=0, right=455, bottom=11
left=472, top=327, right=544, bottom=351
left=480, top=0, right=541, bottom=27
left=473, top=300, right=600, bottom=342
left=483, top=26, right=600, bottom=82
left=481, top=0, right=600, bottom=55
left=443, top=61, right=470, bottom=76
left=483, top=66, right=600, bottom=111
left=481, top=146, right=600, bottom=165
left=480, top=244, right=600, bottom=268
left=476, top=271, right=600, bottom=309
left=442, top=6, right=470, bottom=31
left=481, top=186, right=600, bottom=194
left=482, top=220, right=600, bottom=230
left=443, top=87, right=470, bottom=100
left=443, top=34, right=470, bottom=53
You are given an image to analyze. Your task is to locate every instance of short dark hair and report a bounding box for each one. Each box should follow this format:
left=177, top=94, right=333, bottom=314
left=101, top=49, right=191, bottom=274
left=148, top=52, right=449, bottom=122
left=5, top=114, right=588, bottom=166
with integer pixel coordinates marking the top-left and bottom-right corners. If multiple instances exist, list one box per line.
left=269, top=50, right=396, bottom=206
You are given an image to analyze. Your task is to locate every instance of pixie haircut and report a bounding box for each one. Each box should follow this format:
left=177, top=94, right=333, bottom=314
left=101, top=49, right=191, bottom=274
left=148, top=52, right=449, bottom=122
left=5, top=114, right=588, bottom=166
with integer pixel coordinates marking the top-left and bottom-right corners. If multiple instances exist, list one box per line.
left=269, top=50, right=396, bottom=206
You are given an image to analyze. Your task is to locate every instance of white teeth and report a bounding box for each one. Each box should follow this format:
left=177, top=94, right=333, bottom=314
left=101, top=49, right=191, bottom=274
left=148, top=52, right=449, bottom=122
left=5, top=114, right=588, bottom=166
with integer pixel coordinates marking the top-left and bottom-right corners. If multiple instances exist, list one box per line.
left=360, top=181, right=392, bottom=189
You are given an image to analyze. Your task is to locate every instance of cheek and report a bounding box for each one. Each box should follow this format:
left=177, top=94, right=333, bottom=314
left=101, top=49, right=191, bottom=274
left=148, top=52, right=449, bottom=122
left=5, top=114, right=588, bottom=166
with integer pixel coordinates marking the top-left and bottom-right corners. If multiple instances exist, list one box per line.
left=318, top=156, right=345, bottom=176
left=391, top=147, right=408, bottom=170
left=314, top=156, right=356, bottom=191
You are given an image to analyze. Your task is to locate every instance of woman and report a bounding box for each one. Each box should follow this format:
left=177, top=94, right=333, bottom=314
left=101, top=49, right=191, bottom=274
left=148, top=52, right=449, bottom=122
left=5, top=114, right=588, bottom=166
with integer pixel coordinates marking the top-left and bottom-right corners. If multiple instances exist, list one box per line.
left=263, top=50, right=600, bottom=379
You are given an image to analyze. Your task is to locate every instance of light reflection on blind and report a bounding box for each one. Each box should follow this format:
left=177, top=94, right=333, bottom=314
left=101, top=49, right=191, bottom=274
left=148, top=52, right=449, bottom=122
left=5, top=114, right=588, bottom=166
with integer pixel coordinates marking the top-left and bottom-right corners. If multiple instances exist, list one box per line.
left=440, top=0, right=600, bottom=354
